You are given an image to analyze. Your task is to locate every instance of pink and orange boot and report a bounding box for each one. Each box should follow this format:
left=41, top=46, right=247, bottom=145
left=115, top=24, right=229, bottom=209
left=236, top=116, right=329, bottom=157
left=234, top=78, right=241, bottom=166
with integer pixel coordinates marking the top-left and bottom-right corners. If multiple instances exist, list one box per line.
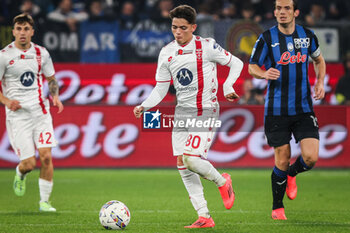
left=271, top=208, right=287, bottom=220
left=286, top=175, right=297, bottom=200
left=218, top=173, right=235, bottom=209
left=184, top=216, right=215, bottom=228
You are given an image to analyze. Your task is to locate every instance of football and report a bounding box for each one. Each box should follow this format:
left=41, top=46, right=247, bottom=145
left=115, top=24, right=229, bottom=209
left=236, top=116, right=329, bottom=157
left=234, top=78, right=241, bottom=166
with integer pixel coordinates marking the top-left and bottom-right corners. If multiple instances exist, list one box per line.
left=99, top=200, right=131, bottom=230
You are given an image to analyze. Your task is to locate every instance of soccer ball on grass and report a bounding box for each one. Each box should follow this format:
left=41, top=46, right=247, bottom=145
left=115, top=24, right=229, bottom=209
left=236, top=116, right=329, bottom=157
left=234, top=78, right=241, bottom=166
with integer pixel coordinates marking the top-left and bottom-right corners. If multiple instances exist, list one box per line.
left=99, top=200, right=131, bottom=230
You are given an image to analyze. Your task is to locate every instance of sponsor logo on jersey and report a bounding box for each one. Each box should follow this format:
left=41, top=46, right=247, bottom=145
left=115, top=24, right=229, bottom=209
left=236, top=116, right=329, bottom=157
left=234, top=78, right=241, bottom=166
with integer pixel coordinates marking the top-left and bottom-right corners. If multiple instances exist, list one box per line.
left=294, top=38, right=310, bottom=49
left=9, top=60, right=14, bottom=65
left=277, top=51, right=307, bottom=65
left=168, top=56, right=172, bottom=62
left=183, top=50, right=193, bottom=55
left=177, top=86, right=197, bottom=92
left=19, top=54, right=34, bottom=59
left=176, top=49, right=193, bottom=56
left=20, top=71, right=35, bottom=87
left=176, top=68, right=193, bottom=86
left=143, top=110, right=161, bottom=129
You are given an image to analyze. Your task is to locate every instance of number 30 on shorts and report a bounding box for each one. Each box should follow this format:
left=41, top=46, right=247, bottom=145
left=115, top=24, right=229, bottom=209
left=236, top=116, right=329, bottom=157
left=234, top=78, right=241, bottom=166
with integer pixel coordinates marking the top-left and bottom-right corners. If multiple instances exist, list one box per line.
left=185, top=134, right=201, bottom=149
left=38, top=132, right=52, bottom=145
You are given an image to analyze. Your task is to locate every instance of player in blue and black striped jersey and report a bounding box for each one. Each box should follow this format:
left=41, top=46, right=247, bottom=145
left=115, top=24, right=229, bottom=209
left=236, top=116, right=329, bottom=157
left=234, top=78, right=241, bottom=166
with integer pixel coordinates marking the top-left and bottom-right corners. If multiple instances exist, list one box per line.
left=249, top=0, right=326, bottom=220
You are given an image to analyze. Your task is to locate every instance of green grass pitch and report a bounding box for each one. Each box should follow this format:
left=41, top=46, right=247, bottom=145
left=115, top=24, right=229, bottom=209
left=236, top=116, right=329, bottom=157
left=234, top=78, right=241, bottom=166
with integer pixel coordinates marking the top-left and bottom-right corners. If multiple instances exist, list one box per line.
left=0, top=169, right=349, bottom=232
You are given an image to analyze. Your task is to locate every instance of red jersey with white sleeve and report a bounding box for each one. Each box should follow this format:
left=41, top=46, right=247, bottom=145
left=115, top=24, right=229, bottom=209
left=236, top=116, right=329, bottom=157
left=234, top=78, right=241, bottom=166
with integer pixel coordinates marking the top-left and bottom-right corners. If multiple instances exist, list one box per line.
left=154, top=35, right=239, bottom=113
left=0, top=42, right=54, bottom=119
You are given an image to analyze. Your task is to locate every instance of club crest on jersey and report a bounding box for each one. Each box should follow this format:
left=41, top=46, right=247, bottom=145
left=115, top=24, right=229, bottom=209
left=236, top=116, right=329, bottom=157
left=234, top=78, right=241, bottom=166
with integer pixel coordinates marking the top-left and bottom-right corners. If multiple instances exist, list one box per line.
left=287, top=42, right=294, bottom=51
left=294, top=38, right=310, bottom=49
left=176, top=68, right=193, bottom=86
left=20, top=71, right=35, bottom=87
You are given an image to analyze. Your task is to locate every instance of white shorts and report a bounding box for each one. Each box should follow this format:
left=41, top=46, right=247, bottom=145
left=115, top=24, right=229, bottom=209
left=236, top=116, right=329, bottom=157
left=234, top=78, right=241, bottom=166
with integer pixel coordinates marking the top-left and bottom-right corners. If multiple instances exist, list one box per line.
left=172, top=128, right=216, bottom=159
left=6, top=113, right=57, bottom=161
left=171, top=106, right=218, bottom=159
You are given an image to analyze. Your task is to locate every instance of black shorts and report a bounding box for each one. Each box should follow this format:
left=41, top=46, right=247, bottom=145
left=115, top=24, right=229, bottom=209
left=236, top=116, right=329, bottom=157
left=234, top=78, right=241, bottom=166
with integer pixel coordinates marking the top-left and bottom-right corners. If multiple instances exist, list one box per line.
left=264, top=112, right=319, bottom=147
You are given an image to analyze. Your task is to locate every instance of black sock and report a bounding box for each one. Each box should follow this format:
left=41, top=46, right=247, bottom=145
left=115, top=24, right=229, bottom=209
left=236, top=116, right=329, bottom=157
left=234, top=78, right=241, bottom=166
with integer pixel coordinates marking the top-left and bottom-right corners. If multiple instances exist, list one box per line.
left=271, top=166, right=287, bottom=210
left=288, top=156, right=312, bottom=177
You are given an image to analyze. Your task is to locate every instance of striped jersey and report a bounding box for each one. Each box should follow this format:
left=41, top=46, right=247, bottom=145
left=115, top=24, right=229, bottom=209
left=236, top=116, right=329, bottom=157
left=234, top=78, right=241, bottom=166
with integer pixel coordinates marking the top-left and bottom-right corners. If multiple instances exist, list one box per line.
left=156, top=35, right=236, bottom=115
left=0, top=42, right=55, bottom=119
left=250, top=24, right=321, bottom=116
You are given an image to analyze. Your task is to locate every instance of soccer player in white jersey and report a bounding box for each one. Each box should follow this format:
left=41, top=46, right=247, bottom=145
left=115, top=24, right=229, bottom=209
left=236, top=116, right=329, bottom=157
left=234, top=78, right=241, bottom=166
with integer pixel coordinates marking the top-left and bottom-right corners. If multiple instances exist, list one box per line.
left=133, top=5, right=243, bottom=228
left=0, top=14, right=63, bottom=212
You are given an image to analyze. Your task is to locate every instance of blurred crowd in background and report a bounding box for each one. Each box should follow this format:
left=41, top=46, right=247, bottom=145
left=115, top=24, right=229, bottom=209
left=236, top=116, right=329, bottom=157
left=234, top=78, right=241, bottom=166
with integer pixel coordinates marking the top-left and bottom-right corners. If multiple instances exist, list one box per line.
left=1, top=0, right=350, bottom=28
left=1, top=0, right=350, bottom=105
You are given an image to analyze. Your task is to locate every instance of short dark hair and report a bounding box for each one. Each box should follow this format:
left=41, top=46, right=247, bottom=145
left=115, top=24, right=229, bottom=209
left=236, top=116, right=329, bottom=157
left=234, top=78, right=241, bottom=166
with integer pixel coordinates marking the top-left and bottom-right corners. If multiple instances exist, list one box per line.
left=13, top=13, right=34, bottom=28
left=169, top=5, right=196, bottom=24
left=274, top=0, right=298, bottom=11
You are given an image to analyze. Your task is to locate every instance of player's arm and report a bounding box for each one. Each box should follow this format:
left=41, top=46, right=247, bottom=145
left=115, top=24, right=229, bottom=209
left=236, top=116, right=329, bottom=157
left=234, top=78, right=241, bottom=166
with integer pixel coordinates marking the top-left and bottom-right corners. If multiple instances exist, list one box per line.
left=310, top=31, right=326, bottom=101
left=312, top=53, right=326, bottom=100
left=249, top=34, right=280, bottom=80
left=248, top=64, right=280, bottom=80
left=46, top=75, right=64, bottom=113
left=207, top=39, right=243, bottom=101
left=0, top=91, right=21, bottom=111
left=0, top=53, right=21, bottom=111
left=133, top=81, right=170, bottom=118
left=134, top=48, right=171, bottom=118
left=223, top=56, right=243, bottom=101
left=42, top=48, right=63, bottom=113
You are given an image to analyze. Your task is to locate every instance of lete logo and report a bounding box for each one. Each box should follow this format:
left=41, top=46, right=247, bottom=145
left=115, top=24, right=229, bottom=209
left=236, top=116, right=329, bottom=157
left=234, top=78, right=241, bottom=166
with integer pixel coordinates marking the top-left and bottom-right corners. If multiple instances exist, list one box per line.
left=207, top=108, right=348, bottom=163
left=277, top=51, right=307, bottom=65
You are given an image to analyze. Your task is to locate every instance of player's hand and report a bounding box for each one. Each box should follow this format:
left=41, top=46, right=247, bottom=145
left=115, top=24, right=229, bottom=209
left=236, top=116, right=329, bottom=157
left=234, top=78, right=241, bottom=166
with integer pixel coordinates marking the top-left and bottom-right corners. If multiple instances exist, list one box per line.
left=263, top=68, right=280, bottom=80
left=313, top=81, right=325, bottom=100
left=5, top=99, right=21, bottom=111
left=225, top=92, right=239, bottom=102
left=52, top=96, right=64, bottom=113
left=133, top=106, right=144, bottom=119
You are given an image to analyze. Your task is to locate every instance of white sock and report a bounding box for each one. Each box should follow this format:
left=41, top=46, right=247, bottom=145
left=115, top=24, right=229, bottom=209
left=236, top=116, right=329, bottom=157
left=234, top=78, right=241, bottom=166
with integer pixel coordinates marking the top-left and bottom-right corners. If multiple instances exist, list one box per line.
left=178, top=166, right=210, bottom=218
left=39, top=178, right=53, bottom=203
left=183, top=155, right=226, bottom=187
left=16, top=165, right=27, bottom=180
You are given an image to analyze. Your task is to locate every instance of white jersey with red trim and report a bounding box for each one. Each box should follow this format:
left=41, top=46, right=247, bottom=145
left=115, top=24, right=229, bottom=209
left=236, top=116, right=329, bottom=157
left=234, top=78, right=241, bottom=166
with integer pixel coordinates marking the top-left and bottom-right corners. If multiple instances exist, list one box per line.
left=0, top=42, right=54, bottom=119
left=156, top=35, right=233, bottom=112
